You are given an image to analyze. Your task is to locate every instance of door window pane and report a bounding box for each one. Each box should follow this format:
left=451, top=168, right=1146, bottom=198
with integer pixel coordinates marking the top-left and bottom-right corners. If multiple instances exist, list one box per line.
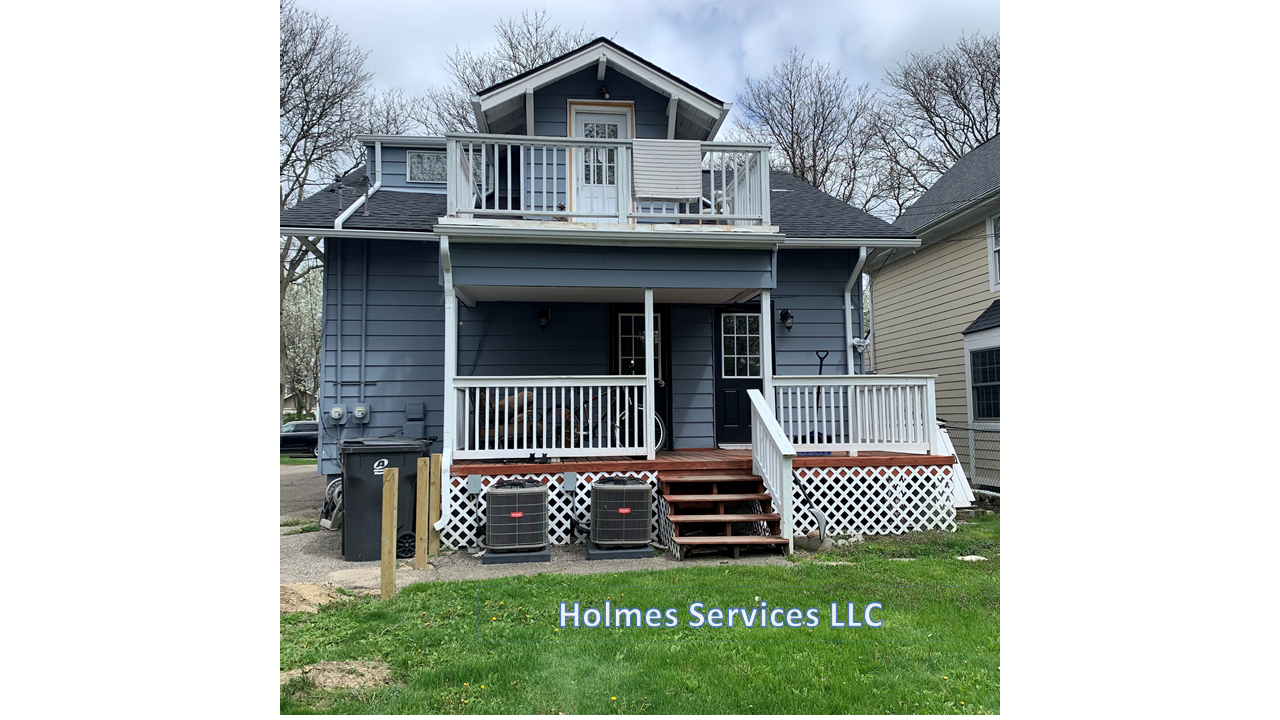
left=721, top=312, right=764, bottom=378
left=618, top=313, right=660, bottom=379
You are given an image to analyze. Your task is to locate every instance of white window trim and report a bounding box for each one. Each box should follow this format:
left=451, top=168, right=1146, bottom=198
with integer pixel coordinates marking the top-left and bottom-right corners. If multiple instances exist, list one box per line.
left=963, top=326, right=1000, bottom=426
left=985, top=213, right=1000, bottom=293
left=720, top=312, right=763, bottom=379
left=406, top=150, right=447, bottom=184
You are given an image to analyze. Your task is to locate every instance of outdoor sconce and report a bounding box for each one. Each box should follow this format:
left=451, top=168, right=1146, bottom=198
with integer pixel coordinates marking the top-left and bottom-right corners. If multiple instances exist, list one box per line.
left=780, top=309, right=794, bottom=332
left=538, top=307, right=551, bottom=331
left=597, top=84, right=610, bottom=99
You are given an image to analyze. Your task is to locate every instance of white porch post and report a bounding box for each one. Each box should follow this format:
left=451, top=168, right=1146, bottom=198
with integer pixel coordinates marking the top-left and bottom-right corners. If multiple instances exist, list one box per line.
left=925, top=376, right=939, bottom=455
left=760, top=289, right=774, bottom=412
left=441, top=236, right=458, bottom=479
left=644, top=288, right=656, bottom=459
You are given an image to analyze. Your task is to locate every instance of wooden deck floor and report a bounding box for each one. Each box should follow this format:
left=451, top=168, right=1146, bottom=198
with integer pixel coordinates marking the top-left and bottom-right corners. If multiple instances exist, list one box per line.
left=450, top=448, right=954, bottom=476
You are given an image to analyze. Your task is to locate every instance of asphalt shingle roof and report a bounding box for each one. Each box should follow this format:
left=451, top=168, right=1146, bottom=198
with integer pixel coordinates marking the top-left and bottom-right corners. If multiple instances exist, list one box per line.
left=961, top=299, right=1000, bottom=334
left=280, top=166, right=447, bottom=232
left=279, top=166, right=910, bottom=239
left=767, top=170, right=912, bottom=238
left=893, top=134, right=1000, bottom=234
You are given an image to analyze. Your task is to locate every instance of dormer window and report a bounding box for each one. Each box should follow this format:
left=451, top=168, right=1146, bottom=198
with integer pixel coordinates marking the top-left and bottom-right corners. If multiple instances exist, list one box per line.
left=407, top=151, right=447, bottom=183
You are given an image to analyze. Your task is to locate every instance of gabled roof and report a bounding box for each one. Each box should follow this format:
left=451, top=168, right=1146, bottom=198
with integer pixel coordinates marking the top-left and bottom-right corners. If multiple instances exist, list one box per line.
left=894, top=134, right=1000, bottom=235
left=280, top=167, right=912, bottom=241
left=472, top=37, right=730, bottom=140
left=478, top=37, right=723, bottom=104
left=962, top=299, right=1000, bottom=334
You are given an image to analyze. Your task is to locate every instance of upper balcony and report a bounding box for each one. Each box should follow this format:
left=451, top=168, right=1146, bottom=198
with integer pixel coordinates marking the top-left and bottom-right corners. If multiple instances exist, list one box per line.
left=442, top=133, right=775, bottom=236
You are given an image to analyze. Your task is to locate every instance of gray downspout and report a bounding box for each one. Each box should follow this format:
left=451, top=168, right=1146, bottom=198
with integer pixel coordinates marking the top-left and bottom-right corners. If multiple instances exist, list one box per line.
left=359, top=239, right=369, bottom=435
left=334, top=239, right=343, bottom=440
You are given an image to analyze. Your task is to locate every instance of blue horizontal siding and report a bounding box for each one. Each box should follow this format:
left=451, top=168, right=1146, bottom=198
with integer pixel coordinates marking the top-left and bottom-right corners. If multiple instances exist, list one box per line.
left=771, top=249, right=863, bottom=376
left=450, top=244, right=774, bottom=289
left=670, top=304, right=716, bottom=448
left=318, top=238, right=445, bottom=474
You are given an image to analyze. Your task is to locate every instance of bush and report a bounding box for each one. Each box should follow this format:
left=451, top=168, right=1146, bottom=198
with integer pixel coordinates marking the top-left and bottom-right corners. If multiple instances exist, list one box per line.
left=283, top=410, right=316, bottom=423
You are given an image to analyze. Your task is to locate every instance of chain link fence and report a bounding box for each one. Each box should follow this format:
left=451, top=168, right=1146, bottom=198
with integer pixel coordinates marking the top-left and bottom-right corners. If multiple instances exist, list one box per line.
left=943, top=422, right=1000, bottom=490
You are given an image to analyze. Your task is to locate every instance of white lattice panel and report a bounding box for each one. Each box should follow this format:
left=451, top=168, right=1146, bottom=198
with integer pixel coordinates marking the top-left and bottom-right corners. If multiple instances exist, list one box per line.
left=792, top=465, right=956, bottom=535
left=440, top=471, right=660, bottom=549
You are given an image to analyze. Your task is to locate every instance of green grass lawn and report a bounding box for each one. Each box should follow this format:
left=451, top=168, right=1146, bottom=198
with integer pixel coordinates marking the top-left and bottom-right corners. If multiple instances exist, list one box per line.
left=281, top=456, right=317, bottom=466
left=280, top=515, right=999, bottom=714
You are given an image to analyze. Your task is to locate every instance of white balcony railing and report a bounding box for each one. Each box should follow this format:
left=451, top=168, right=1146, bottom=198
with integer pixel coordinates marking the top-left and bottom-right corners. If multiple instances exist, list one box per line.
left=452, top=375, right=650, bottom=460
left=445, top=133, right=770, bottom=227
left=772, top=375, right=940, bottom=455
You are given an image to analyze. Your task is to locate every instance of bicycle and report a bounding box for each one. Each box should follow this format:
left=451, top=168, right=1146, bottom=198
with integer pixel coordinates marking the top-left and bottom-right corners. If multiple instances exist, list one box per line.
left=551, top=363, right=666, bottom=453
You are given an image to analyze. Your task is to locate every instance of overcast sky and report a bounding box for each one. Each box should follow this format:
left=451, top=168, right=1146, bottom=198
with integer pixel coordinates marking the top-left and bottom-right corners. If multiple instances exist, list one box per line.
left=296, top=0, right=999, bottom=117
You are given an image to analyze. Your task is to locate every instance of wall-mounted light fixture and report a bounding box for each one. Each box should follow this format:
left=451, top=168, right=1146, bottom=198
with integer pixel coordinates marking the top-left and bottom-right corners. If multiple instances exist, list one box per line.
left=780, top=309, right=794, bottom=332
left=597, top=85, right=610, bottom=99
left=538, top=307, right=551, bottom=331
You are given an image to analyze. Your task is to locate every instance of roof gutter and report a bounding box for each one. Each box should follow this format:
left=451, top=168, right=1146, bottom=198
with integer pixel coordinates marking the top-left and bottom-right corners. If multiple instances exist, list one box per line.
left=844, top=247, right=868, bottom=374
left=280, top=227, right=434, bottom=241
left=779, top=236, right=920, bottom=249
left=335, top=142, right=382, bottom=230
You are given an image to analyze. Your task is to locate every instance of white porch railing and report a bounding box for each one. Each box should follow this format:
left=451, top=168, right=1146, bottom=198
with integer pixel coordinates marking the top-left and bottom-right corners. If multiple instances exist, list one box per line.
left=445, top=133, right=770, bottom=226
left=772, top=375, right=939, bottom=455
left=452, top=376, right=650, bottom=460
left=748, top=388, right=795, bottom=554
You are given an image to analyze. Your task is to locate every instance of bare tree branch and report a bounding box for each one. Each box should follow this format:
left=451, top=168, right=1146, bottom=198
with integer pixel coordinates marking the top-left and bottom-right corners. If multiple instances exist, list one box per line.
left=419, top=8, right=599, bottom=134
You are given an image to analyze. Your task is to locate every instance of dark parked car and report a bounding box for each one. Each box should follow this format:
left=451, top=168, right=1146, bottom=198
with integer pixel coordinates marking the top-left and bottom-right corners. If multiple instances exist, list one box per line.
left=281, top=421, right=319, bottom=457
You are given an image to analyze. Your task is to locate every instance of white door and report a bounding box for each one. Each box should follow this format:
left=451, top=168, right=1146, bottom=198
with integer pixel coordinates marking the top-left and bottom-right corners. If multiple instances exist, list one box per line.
left=572, top=112, right=628, bottom=222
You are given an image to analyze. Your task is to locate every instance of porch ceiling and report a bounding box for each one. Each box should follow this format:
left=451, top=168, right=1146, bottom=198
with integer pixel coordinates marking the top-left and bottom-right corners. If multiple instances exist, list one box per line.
left=457, top=285, right=756, bottom=304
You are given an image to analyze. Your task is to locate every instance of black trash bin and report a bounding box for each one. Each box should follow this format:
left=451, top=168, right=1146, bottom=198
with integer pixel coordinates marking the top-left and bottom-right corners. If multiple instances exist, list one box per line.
left=338, top=438, right=429, bottom=561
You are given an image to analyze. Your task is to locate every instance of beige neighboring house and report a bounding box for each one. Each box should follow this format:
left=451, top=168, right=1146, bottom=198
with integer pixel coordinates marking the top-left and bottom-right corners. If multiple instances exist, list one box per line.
left=866, top=135, right=1000, bottom=489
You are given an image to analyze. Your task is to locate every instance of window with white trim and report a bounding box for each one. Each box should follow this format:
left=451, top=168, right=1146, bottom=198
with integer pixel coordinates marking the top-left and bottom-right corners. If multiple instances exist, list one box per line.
left=407, top=151, right=447, bottom=183
left=987, top=214, right=1001, bottom=292
left=970, top=347, right=1000, bottom=421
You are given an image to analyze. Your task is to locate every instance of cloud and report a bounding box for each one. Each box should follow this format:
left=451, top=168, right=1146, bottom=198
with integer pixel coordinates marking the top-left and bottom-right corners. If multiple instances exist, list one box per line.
left=294, top=0, right=998, bottom=103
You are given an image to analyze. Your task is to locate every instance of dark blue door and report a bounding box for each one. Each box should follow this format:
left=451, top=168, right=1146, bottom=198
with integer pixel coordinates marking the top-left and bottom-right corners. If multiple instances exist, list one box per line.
left=714, top=309, right=764, bottom=444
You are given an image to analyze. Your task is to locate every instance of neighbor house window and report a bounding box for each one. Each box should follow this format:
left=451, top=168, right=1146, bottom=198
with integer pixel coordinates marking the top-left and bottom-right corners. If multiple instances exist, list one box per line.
left=987, top=214, right=1001, bottom=292
left=407, top=151, right=447, bottom=183
left=970, top=347, right=1000, bottom=421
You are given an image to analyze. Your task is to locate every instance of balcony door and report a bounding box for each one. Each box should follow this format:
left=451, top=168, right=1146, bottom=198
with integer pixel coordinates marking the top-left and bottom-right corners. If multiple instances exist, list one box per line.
left=570, top=104, right=632, bottom=223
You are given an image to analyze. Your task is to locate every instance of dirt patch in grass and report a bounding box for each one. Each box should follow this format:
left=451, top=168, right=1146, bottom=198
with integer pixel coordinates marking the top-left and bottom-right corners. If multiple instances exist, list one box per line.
left=280, top=583, right=346, bottom=614
left=280, top=661, right=394, bottom=690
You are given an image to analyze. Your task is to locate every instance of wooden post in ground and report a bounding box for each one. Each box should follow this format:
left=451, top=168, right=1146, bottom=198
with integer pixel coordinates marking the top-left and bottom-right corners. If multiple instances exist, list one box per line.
left=381, top=466, right=399, bottom=600
left=415, top=456, right=429, bottom=569
left=427, top=453, right=443, bottom=556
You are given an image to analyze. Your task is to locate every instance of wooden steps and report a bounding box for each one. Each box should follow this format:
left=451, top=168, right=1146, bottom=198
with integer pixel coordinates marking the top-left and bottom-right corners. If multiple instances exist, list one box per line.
left=663, top=493, right=770, bottom=503
left=667, top=513, right=780, bottom=523
left=659, top=468, right=788, bottom=560
left=670, top=536, right=788, bottom=546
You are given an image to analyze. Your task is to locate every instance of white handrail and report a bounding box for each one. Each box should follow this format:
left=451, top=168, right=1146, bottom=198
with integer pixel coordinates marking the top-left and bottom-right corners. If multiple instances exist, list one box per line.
left=772, top=375, right=940, bottom=454
left=748, top=388, right=795, bottom=554
left=445, top=132, right=769, bottom=226
left=453, top=376, right=651, bottom=460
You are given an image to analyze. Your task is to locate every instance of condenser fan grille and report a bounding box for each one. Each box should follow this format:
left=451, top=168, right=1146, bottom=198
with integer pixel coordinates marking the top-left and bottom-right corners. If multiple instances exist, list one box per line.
left=486, top=484, right=549, bottom=551
left=591, top=477, right=652, bottom=546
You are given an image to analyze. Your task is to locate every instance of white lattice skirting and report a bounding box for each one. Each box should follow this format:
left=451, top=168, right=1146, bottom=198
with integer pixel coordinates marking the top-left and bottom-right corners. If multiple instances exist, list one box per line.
left=440, top=471, right=660, bottom=550
left=441, top=464, right=955, bottom=550
left=792, top=465, right=957, bottom=535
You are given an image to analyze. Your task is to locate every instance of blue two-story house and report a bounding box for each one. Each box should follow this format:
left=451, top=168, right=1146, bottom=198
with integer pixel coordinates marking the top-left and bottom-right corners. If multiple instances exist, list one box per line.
left=280, top=38, right=971, bottom=559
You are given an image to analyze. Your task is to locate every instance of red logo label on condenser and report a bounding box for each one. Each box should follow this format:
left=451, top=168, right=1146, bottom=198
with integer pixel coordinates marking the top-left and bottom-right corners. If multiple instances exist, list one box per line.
left=510, top=512, right=524, bottom=518
left=617, top=508, right=632, bottom=514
